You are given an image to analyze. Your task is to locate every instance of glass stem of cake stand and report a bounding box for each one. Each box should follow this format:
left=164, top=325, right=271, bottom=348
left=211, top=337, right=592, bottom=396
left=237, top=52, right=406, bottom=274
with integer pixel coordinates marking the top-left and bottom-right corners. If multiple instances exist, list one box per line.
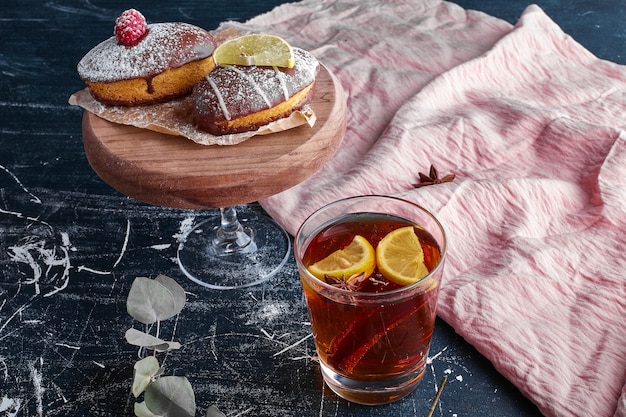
left=177, top=204, right=290, bottom=290
left=212, top=206, right=257, bottom=255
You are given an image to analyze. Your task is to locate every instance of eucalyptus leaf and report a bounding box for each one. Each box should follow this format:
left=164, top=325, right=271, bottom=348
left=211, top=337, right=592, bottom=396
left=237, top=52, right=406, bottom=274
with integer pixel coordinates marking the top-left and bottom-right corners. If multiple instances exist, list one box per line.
left=134, top=401, right=161, bottom=417
left=144, top=376, right=196, bottom=417
left=206, top=405, right=226, bottom=417
left=127, top=276, right=186, bottom=324
left=132, top=356, right=160, bottom=397
left=154, top=274, right=186, bottom=312
left=125, top=328, right=182, bottom=352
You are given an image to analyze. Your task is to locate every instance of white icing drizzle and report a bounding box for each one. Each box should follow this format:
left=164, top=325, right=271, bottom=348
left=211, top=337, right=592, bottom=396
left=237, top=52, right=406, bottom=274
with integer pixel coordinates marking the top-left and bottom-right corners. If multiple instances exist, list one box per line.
left=207, top=77, right=230, bottom=121
left=273, top=66, right=290, bottom=101
left=228, top=66, right=273, bottom=109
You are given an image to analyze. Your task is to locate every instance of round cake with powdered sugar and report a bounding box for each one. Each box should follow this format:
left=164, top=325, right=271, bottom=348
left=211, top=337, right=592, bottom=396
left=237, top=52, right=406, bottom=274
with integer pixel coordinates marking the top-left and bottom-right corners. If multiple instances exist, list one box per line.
left=191, top=47, right=319, bottom=135
left=78, top=10, right=216, bottom=106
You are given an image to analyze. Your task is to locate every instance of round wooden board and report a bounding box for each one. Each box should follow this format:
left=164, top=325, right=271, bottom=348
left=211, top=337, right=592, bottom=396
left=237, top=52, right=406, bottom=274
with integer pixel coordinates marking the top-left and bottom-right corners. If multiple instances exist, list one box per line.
left=82, top=66, right=346, bottom=209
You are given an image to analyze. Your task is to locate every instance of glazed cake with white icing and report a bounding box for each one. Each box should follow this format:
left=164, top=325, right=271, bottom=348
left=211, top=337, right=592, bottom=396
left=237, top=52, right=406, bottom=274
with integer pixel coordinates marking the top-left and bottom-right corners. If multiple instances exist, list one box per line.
left=191, top=47, right=319, bottom=135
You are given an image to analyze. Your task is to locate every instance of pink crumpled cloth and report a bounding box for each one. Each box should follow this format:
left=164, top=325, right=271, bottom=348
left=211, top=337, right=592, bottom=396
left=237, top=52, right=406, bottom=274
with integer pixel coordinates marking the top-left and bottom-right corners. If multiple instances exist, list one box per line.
left=221, top=1, right=626, bottom=416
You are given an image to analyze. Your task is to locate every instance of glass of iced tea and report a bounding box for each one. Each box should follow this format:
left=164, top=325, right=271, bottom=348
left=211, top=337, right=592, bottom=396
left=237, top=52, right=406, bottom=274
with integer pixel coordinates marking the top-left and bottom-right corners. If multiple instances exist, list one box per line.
left=294, top=195, right=446, bottom=405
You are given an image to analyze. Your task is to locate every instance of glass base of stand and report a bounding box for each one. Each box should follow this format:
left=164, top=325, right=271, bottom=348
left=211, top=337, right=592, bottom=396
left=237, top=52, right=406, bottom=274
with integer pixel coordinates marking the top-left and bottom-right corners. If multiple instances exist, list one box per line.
left=177, top=207, right=290, bottom=290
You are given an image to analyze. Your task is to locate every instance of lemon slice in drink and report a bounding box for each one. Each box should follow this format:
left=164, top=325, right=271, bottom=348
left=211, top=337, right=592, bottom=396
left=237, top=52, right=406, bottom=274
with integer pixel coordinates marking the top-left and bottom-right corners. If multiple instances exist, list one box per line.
left=307, top=235, right=376, bottom=281
left=376, top=226, right=429, bottom=286
left=213, top=34, right=295, bottom=68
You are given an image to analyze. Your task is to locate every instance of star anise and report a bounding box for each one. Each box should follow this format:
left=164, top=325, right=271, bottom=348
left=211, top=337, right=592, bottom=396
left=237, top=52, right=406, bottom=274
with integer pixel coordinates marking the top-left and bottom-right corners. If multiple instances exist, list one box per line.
left=324, top=272, right=368, bottom=291
left=414, top=165, right=456, bottom=188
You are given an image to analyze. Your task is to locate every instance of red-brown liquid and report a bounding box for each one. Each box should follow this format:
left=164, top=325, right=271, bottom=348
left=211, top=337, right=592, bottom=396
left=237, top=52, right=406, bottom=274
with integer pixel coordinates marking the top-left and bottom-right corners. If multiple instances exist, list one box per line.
left=301, top=214, right=441, bottom=380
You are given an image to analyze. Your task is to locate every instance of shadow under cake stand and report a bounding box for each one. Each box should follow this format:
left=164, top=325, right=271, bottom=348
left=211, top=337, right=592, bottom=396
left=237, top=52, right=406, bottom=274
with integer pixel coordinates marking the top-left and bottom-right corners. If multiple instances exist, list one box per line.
left=81, top=66, right=346, bottom=289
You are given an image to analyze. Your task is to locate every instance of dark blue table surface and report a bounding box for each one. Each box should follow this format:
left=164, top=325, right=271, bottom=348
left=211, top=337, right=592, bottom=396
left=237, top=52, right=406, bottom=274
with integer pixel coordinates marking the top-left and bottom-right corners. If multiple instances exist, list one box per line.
left=0, top=1, right=623, bottom=416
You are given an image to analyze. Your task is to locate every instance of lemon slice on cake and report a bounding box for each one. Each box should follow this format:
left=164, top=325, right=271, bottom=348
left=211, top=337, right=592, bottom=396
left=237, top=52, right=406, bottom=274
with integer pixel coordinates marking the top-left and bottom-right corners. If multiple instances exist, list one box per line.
left=307, top=235, right=376, bottom=281
left=376, top=226, right=430, bottom=286
left=213, top=34, right=295, bottom=68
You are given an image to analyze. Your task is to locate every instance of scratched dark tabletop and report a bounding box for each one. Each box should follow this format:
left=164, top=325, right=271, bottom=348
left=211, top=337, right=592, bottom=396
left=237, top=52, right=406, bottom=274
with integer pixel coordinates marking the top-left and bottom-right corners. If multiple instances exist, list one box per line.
left=1, top=1, right=624, bottom=416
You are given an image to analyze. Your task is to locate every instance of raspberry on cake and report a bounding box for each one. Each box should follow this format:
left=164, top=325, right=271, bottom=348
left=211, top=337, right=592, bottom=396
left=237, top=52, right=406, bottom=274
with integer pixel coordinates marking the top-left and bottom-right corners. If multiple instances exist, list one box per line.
left=191, top=47, right=319, bottom=135
left=114, top=9, right=148, bottom=47
left=77, top=10, right=216, bottom=106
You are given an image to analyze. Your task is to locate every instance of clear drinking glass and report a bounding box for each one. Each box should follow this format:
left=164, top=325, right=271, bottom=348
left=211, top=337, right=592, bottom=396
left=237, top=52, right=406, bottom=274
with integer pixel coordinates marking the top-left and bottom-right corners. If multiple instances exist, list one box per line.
left=294, top=195, right=447, bottom=405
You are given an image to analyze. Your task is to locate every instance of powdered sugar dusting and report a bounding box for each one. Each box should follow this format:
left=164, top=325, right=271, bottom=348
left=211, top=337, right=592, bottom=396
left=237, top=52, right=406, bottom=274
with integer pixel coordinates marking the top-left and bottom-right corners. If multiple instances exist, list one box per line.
left=228, top=66, right=273, bottom=109
left=77, top=22, right=215, bottom=82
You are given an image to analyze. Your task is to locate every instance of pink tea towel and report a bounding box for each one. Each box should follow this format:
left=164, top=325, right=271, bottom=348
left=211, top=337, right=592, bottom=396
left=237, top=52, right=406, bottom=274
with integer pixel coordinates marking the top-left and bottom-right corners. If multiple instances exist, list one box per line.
left=221, top=2, right=626, bottom=416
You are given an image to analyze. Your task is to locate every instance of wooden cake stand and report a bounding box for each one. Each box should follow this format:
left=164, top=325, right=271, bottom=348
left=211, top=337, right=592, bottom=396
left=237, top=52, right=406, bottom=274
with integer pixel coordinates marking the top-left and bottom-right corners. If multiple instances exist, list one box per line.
left=81, top=66, right=346, bottom=210
left=81, top=66, right=346, bottom=289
